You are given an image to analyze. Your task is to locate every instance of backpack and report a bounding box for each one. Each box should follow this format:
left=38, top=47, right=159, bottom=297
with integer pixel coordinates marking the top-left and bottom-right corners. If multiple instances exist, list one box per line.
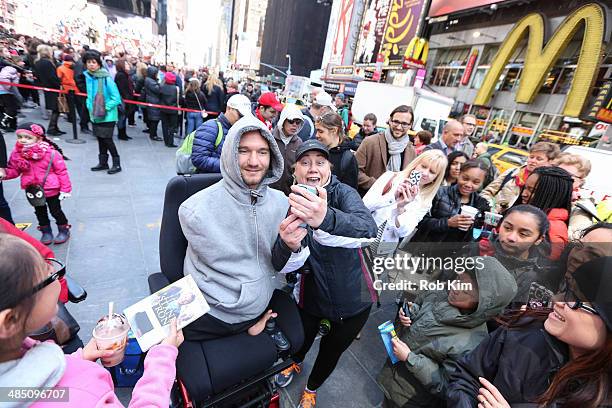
left=175, top=120, right=223, bottom=174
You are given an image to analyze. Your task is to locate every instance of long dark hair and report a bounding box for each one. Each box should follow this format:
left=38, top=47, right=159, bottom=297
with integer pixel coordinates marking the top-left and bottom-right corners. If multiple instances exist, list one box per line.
left=444, top=151, right=469, bottom=182
left=518, top=166, right=573, bottom=215
left=0, top=234, right=42, bottom=355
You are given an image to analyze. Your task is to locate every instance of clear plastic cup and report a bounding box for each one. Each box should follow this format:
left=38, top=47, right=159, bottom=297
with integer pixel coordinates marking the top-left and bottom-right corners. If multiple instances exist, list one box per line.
left=459, top=205, right=479, bottom=231
left=92, top=313, right=130, bottom=367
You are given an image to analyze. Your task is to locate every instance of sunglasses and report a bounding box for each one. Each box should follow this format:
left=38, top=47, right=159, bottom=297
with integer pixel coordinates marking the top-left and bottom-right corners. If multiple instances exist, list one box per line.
left=563, top=288, right=599, bottom=316
left=287, top=119, right=303, bottom=125
left=4, top=258, right=66, bottom=309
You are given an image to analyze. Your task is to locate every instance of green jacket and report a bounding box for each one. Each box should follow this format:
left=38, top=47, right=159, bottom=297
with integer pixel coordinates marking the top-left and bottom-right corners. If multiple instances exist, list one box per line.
left=377, top=256, right=517, bottom=408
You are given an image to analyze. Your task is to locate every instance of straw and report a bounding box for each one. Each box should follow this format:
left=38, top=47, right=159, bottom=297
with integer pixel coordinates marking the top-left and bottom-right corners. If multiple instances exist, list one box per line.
left=108, top=301, right=114, bottom=327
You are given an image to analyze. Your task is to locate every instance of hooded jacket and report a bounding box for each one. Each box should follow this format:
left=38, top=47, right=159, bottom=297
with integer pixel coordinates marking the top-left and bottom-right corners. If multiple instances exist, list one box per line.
left=83, top=68, right=122, bottom=124
left=0, top=66, right=19, bottom=94
left=378, top=256, right=518, bottom=408
left=191, top=113, right=232, bottom=173
left=179, top=115, right=292, bottom=324
left=4, top=141, right=72, bottom=197
left=446, top=317, right=569, bottom=407
left=144, top=66, right=161, bottom=121
left=269, top=106, right=304, bottom=195
left=295, top=175, right=378, bottom=321
left=0, top=338, right=177, bottom=408
left=56, top=61, right=77, bottom=92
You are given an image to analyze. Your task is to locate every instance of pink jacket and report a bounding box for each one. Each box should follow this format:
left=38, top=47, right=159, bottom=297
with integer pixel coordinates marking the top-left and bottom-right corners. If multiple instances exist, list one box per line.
left=31, top=341, right=178, bottom=408
left=4, top=141, right=72, bottom=197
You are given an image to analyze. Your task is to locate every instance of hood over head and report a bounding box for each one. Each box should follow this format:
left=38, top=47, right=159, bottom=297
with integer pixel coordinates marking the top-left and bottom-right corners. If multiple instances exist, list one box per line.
left=277, top=104, right=305, bottom=137
left=146, top=65, right=158, bottom=79
left=220, top=115, right=284, bottom=204
left=164, top=71, right=177, bottom=84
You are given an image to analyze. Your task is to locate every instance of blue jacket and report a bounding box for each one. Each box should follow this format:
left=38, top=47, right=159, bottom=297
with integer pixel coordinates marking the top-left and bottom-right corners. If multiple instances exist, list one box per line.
left=191, top=113, right=232, bottom=173
left=83, top=69, right=122, bottom=124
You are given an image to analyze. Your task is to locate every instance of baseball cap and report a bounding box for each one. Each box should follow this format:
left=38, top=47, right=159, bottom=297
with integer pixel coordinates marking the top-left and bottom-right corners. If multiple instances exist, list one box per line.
left=314, top=92, right=336, bottom=111
left=295, top=139, right=330, bottom=161
left=258, top=92, right=283, bottom=112
left=227, top=94, right=253, bottom=117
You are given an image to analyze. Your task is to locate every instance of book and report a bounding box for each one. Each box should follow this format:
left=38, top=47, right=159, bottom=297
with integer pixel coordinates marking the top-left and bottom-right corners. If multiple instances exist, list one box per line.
left=124, top=275, right=209, bottom=351
left=378, top=320, right=399, bottom=364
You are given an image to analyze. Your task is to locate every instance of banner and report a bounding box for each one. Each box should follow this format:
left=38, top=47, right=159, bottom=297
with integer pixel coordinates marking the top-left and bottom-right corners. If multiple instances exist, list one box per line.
left=330, top=0, right=357, bottom=65
left=429, top=0, right=502, bottom=18
left=380, top=0, right=424, bottom=67
left=354, top=0, right=392, bottom=65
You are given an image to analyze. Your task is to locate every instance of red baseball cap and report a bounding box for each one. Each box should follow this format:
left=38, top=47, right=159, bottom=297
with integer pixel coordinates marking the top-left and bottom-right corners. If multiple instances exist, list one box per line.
left=258, top=92, right=283, bottom=112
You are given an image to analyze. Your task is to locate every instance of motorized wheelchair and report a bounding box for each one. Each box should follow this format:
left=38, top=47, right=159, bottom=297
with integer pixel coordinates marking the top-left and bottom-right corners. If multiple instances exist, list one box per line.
left=148, top=174, right=305, bottom=408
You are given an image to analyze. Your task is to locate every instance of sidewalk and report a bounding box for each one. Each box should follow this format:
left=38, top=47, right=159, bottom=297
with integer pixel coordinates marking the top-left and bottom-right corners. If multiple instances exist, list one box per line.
left=3, top=108, right=393, bottom=407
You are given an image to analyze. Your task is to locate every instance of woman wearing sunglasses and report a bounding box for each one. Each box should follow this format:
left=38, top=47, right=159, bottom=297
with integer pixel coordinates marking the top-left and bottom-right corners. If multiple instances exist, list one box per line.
left=0, top=233, right=184, bottom=407
left=269, top=104, right=306, bottom=195
left=446, top=256, right=612, bottom=408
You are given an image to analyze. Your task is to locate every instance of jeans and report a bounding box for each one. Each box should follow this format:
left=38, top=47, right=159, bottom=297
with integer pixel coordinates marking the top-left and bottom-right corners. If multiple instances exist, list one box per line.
left=186, top=111, right=204, bottom=135
left=117, top=103, right=127, bottom=130
left=34, top=194, right=68, bottom=226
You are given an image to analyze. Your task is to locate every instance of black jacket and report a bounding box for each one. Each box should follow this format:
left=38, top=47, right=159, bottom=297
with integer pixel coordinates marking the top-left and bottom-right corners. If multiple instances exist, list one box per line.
left=114, top=70, right=134, bottom=101
left=202, top=84, right=224, bottom=113
left=159, top=83, right=182, bottom=114
left=413, top=184, right=490, bottom=243
left=0, top=131, right=7, bottom=168
left=328, top=144, right=359, bottom=190
left=33, top=58, right=60, bottom=111
left=446, top=318, right=569, bottom=407
left=274, top=175, right=378, bottom=321
left=73, top=60, right=86, bottom=93
left=144, top=66, right=161, bottom=120
left=183, top=89, right=208, bottom=111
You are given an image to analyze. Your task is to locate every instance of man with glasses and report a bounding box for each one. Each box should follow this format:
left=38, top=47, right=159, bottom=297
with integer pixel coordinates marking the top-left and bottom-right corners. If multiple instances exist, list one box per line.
left=270, top=105, right=305, bottom=195
left=424, top=119, right=464, bottom=156
left=457, top=114, right=477, bottom=157
left=191, top=94, right=252, bottom=173
left=355, top=105, right=416, bottom=195
left=297, top=91, right=336, bottom=142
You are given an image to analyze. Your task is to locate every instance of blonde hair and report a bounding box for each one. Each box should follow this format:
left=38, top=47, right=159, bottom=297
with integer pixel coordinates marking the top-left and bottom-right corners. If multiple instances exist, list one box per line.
left=36, top=44, right=52, bottom=61
left=205, top=72, right=222, bottom=94
left=136, top=62, right=147, bottom=79
left=554, top=152, right=592, bottom=178
left=398, top=149, right=448, bottom=204
left=186, top=78, right=201, bottom=94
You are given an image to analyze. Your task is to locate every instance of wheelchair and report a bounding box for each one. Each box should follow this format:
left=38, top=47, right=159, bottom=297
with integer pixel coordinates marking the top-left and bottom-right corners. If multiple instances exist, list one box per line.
left=149, top=174, right=304, bottom=408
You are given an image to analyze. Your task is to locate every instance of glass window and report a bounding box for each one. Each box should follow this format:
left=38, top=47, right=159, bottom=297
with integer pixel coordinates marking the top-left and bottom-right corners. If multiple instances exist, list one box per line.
left=428, top=68, right=439, bottom=85
left=498, top=152, right=528, bottom=167
left=448, top=68, right=464, bottom=87
left=540, top=67, right=562, bottom=94
left=471, top=68, right=488, bottom=89
left=500, top=68, right=520, bottom=91
left=554, top=68, right=575, bottom=94
left=479, top=45, right=499, bottom=65
left=486, top=146, right=502, bottom=155
left=438, top=68, right=450, bottom=86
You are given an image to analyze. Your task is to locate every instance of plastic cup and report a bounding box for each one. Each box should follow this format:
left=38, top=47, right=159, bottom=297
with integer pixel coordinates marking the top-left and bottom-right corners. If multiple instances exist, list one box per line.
left=459, top=205, right=478, bottom=231
left=484, top=211, right=503, bottom=227
left=93, top=313, right=130, bottom=367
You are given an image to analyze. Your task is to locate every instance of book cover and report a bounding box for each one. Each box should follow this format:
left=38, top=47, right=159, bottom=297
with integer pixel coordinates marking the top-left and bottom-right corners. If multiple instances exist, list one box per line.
left=124, top=275, right=209, bottom=351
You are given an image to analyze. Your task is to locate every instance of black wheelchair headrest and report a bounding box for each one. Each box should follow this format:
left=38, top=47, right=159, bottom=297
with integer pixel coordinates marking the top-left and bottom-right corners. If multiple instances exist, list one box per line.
left=159, top=174, right=223, bottom=283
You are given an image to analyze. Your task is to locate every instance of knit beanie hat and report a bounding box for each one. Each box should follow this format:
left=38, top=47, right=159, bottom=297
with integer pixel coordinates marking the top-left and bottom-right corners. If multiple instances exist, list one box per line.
left=16, top=122, right=46, bottom=138
left=82, top=49, right=103, bottom=67
left=165, top=71, right=177, bottom=84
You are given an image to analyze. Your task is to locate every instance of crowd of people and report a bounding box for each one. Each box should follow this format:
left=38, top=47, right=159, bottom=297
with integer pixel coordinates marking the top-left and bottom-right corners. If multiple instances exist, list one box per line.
left=0, top=28, right=611, bottom=408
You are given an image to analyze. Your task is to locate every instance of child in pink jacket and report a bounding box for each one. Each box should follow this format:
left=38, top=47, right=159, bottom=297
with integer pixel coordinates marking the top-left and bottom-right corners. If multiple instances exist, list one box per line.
left=0, top=233, right=183, bottom=408
left=2, top=122, right=72, bottom=244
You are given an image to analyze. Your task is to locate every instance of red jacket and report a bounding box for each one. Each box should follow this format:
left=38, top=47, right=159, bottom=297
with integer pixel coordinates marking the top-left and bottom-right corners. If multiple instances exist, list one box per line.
left=547, top=208, right=569, bottom=260
left=0, top=217, right=68, bottom=302
left=56, top=61, right=78, bottom=92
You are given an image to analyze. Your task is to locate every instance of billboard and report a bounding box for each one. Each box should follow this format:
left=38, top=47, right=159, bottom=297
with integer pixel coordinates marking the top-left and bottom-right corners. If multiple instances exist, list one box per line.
left=428, top=0, right=502, bottom=18
left=329, top=0, right=357, bottom=65
left=380, top=0, right=425, bottom=66
left=354, top=0, right=392, bottom=65
left=473, top=3, right=606, bottom=117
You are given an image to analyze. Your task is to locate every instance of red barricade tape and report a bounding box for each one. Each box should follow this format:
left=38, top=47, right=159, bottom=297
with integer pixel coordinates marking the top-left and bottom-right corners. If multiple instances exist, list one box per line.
left=0, top=80, right=219, bottom=115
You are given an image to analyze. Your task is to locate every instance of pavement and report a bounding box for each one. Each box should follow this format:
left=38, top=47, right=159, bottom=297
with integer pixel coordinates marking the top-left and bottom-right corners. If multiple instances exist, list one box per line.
left=3, top=107, right=396, bottom=407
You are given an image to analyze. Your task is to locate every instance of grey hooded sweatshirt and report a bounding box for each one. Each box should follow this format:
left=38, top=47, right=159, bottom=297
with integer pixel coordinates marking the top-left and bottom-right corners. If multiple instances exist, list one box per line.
left=179, top=115, right=290, bottom=324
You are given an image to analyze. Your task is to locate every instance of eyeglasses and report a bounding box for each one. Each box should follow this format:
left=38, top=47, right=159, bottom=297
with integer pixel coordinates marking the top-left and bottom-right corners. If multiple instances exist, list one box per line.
left=462, top=122, right=477, bottom=127
left=563, top=288, right=599, bottom=316
left=390, top=119, right=412, bottom=128
left=287, top=119, right=303, bottom=125
left=3, top=258, right=65, bottom=310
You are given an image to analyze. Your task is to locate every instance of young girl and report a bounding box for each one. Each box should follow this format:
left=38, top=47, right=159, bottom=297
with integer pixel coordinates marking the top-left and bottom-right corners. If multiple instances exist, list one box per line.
left=0, top=234, right=183, bottom=407
left=412, top=160, right=490, bottom=243
left=515, top=165, right=573, bottom=259
left=2, top=122, right=72, bottom=245
left=314, top=112, right=359, bottom=190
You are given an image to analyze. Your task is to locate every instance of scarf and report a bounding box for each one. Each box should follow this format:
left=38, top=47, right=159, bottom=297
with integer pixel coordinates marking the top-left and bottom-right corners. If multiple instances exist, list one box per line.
left=384, top=127, right=410, bottom=172
left=515, top=166, right=530, bottom=188
left=12, top=141, right=50, bottom=171
left=90, top=68, right=110, bottom=118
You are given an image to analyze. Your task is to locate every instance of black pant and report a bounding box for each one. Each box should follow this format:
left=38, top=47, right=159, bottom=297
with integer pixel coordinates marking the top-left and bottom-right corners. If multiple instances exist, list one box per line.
left=294, top=306, right=371, bottom=391
left=0, top=182, right=14, bottom=223
left=148, top=120, right=159, bottom=138
left=127, top=104, right=136, bottom=125
left=160, top=112, right=178, bottom=145
left=97, top=137, right=119, bottom=158
left=184, top=289, right=303, bottom=351
left=48, top=110, right=60, bottom=132
left=35, top=194, right=68, bottom=226
left=75, top=95, right=90, bottom=129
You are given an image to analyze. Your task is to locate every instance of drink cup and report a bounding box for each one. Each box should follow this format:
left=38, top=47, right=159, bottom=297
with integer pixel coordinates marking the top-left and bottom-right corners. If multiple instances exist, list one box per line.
left=459, top=205, right=479, bottom=231
left=92, top=313, right=130, bottom=367
left=484, top=211, right=503, bottom=227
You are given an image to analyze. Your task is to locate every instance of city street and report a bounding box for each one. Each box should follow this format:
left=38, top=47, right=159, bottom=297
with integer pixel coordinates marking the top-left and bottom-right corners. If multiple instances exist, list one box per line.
left=2, top=107, right=394, bottom=407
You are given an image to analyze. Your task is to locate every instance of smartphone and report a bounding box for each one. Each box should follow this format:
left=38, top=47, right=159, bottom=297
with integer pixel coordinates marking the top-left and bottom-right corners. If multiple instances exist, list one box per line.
left=527, top=282, right=554, bottom=309
left=408, top=170, right=422, bottom=186
left=295, top=184, right=319, bottom=228
left=402, top=301, right=414, bottom=320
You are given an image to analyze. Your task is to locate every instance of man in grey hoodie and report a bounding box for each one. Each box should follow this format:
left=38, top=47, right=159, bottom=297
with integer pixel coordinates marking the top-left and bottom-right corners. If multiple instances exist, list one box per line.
left=179, top=115, right=311, bottom=340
